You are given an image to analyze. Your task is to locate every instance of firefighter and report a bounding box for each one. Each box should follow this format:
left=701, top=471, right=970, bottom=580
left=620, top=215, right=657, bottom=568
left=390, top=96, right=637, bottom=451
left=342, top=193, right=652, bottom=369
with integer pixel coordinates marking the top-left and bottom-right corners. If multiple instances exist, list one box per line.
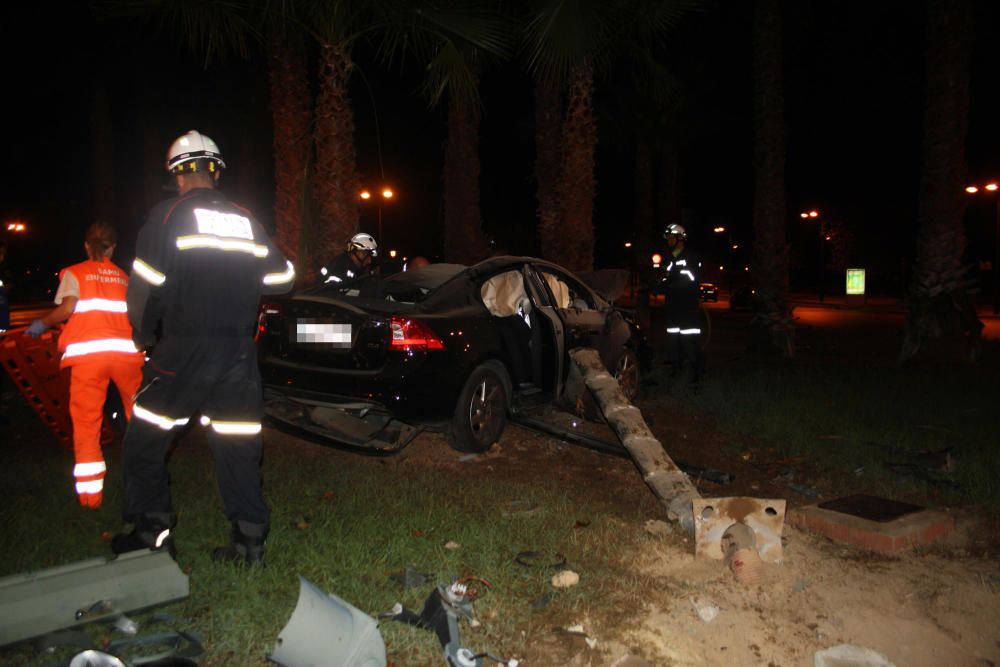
left=111, top=130, right=295, bottom=564
left=319, top=232, right=378, bottom=285
left=651, top=223, right=703, bottom=387
left=26, top=222, right=144, bottom=508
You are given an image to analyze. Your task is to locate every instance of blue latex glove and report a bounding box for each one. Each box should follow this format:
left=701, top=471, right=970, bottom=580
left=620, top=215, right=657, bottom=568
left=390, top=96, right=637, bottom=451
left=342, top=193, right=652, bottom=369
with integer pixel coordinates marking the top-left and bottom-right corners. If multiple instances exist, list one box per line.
left=26, top=319, right=49, bottom=337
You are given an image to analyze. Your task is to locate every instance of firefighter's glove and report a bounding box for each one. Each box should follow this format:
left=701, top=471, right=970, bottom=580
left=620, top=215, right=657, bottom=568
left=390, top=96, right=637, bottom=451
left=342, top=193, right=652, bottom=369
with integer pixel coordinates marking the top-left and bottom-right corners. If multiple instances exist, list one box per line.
left=26, top=319, right=49, bottom=337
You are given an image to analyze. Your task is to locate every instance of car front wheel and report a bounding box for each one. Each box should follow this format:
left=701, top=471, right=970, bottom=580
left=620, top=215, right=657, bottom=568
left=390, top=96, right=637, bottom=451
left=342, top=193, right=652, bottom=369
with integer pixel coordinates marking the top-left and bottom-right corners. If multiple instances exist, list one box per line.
left=448, top=361, right=510, bottom=453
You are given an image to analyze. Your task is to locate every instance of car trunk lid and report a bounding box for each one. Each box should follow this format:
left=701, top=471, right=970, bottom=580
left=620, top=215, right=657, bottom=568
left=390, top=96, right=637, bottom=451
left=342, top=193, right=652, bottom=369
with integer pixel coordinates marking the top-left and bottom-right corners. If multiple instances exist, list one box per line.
left=259, top=295, right=408, bottom=370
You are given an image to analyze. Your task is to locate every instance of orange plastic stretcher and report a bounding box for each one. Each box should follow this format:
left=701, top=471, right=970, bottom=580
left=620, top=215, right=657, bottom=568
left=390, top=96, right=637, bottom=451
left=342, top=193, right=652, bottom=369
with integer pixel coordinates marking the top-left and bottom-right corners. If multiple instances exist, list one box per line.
left=0, top=327, right=113, bottom=448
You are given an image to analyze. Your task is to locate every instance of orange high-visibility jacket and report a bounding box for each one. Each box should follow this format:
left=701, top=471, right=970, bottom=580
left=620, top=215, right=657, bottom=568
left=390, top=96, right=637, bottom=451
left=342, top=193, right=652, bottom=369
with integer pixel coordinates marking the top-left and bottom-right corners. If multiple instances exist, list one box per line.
left=58, top=259, right=144, bottom=368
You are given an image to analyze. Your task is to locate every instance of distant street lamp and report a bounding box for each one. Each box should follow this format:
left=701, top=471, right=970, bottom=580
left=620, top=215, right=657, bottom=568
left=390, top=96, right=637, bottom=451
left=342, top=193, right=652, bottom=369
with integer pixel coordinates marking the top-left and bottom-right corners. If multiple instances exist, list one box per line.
left=801, top=210, right=826, bottom=302
left=359, top=187, right=394, bottom=245
left=713, top=225, right=735, bottom=294
left=965, top=182, right=1000, bottom=315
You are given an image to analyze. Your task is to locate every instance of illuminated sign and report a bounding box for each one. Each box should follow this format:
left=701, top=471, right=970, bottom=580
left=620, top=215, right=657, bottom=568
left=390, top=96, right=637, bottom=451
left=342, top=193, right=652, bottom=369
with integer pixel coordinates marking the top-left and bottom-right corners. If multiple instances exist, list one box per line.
left=846, top=268, right=865, bottom=295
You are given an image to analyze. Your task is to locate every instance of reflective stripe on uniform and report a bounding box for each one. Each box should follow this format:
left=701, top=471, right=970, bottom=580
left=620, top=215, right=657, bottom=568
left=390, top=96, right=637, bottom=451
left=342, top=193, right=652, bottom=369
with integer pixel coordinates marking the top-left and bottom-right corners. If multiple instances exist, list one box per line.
left=175, top=235, right=269, bottom=257
left=325, top=274, right=342, bottom=283
left=74, top=298, right=128, bottom=314
left=76, top=479, right=104, bottom=494
left=133, top=403, right=190, bottom=430
left=74, top=461, right=107, bottom=477
left=667, top=327, right=681, bottom=333
left=680, top=328, right=702, bottom=335
left=263, top=260, right=296, bottom=286
left=133, top=258, right=166, bottom=286
left=200, top=415, right=262, bottom=435
left=680, top=270, right=696, bottom=282
left=63, top=338, right=140, bottom=358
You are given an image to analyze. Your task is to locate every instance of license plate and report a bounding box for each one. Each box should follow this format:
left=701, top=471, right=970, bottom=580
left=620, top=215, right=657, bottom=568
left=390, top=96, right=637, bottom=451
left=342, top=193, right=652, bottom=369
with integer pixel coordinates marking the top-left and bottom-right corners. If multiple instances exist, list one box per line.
left=295, top=320, right=352, bottom=348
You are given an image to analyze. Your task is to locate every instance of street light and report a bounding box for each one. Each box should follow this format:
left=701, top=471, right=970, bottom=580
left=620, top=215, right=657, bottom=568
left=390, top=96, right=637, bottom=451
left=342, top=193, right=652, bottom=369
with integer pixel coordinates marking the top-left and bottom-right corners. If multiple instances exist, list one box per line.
left=359, top=186, right=394, bottom=245
left=801, top=210, right=826, bottom=302
left=964, top=181, right=1000, bottom=315
left=713, top=226, right=736, bottom=295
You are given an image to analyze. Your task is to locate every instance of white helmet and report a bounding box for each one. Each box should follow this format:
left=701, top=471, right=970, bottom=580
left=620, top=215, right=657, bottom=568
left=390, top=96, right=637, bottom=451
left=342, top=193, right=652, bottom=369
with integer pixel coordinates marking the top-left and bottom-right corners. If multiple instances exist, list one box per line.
left=166, top=130, right=226, bottom=174
left=347, top=232, right=378, bottom=257
left=663, top=223, right=687, bottom=238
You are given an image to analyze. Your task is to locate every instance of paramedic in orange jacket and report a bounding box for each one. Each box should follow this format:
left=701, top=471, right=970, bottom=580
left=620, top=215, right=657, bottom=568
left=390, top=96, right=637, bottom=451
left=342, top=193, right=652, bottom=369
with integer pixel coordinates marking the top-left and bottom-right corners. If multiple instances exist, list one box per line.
left=26, top=222, right=144, bottom=508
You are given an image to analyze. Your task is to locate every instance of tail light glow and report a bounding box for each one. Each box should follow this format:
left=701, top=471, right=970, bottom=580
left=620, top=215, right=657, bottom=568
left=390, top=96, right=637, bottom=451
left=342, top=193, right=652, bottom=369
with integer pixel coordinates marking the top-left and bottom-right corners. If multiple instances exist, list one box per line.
left=390, top=317, right=445, bottom=351
left=256, top=302, right=283, bottom=341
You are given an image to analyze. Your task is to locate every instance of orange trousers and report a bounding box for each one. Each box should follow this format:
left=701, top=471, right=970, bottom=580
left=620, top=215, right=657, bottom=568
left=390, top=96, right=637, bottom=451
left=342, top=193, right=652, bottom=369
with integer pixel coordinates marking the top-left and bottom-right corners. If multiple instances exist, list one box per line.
left=69, top=356, right=143, bottom=507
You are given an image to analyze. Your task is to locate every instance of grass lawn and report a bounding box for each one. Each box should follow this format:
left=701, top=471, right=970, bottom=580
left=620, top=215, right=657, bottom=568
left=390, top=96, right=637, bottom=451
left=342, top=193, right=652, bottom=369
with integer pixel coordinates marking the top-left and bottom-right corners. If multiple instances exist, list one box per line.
left=1, top=320, right=997, bottom=665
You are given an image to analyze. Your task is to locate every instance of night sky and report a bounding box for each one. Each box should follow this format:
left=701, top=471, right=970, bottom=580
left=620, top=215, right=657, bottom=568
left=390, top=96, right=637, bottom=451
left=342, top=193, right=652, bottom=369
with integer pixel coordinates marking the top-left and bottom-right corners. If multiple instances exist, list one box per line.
left=3, top=1, right=1000, bottom=298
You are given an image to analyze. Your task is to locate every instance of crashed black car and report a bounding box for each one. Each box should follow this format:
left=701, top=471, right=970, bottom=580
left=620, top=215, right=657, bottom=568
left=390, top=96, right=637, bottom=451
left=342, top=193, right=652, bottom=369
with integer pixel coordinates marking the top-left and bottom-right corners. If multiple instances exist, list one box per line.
left=257, top=256, right=645, bottom=453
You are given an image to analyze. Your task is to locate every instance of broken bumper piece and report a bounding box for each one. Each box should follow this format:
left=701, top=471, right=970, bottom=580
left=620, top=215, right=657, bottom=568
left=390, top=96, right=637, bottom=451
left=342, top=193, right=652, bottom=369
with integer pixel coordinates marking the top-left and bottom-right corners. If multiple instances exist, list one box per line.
left=0, top=549, right=189, bottom=648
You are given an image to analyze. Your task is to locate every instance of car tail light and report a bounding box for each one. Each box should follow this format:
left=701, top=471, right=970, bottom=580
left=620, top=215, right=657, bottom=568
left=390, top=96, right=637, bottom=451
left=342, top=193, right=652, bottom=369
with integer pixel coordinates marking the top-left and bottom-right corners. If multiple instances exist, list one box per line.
left=389, top=317, right=445, bottom=351
left=256, top=301, right=283, bottom=341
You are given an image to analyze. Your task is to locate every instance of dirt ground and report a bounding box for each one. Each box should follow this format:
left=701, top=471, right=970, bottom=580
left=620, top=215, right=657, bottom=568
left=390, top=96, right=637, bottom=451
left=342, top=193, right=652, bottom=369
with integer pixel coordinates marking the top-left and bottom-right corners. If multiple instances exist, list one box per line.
left=387, top=396, right=1000, bottom=667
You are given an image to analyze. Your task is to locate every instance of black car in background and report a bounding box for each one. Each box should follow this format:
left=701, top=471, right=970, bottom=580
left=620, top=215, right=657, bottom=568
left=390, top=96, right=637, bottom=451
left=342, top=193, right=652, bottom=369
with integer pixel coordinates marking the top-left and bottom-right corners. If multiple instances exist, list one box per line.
left=699, top=282, right=719, bottom=302
left=257, top=257, right=644, bottom=453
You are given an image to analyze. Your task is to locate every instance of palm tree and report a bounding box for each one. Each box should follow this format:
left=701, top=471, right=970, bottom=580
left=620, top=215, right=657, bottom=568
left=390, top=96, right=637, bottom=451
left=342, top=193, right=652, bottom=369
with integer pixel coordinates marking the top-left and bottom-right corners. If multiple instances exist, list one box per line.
left=522, top=0, right=700, bottom=272
left=96, top=0, right=314, bottom=268
left=267, top=22, right=313, bottom=268
left=374, top=2, right=512, bottom=264
left=750, top=0, right=793, bottom=356
left=305, top=2, right=364, bottom=270
left=900, top=0, right=981, bottom=363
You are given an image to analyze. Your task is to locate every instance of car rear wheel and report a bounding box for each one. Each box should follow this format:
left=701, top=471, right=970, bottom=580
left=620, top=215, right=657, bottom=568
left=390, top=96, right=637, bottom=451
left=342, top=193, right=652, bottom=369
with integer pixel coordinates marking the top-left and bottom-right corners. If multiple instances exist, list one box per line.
left=448, top=361, right=510, bottom=453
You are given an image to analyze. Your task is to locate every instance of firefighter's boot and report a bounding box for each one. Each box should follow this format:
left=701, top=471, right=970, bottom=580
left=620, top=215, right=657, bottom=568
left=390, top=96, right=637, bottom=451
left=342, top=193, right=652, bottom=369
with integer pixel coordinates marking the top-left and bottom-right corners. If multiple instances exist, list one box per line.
left=111, top=513, right=176, bottom=559
left=212, top=520, right=266, bottom=565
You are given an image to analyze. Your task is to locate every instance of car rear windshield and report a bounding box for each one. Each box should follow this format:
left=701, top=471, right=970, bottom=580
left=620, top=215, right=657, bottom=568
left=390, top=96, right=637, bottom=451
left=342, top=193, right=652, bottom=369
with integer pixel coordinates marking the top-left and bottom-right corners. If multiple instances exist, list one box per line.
left=309, top=263, right=467, bottom=304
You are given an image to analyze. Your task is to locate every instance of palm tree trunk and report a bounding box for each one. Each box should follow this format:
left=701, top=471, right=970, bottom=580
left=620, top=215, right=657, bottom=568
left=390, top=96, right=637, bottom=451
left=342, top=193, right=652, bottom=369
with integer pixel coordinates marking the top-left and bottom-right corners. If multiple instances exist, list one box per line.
left=535, top=77, right=563, bottom=261
left=900, top=0, right=981, bottom=363
left=267, top=26, right=313, bottom=269
left=313, top=42, right=360, bottom=273
left=443, top=93, right=491, bottom=264
left=558, top=63, right=597, bottom=272
left=751, top=0, right=793, bottom=356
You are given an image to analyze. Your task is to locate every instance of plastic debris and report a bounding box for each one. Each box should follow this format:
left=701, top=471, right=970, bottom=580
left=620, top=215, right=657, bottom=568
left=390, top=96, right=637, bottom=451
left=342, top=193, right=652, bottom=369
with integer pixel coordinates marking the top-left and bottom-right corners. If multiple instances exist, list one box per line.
left=814, top=644, right=895, bottom=667
left=69, top=650, right=126, bottom=667
left=690, top=597, right=719, bottom=623
left=444, top=541, right=461, bottom=550
left=551, top=570, right=580, bottom=588
left=112, top=615, right=138, bottom=636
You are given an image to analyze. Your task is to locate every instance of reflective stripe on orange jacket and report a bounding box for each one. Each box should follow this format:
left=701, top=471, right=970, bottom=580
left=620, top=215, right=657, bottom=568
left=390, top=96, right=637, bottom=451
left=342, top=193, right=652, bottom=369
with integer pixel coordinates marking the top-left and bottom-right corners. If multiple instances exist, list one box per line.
left=58, top=259, right=144, bottom=369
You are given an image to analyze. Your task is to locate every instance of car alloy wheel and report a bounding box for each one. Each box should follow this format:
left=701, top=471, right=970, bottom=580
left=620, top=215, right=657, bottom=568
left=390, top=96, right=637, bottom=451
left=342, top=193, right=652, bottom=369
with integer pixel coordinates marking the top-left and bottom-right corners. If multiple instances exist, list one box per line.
left=449, top=362, right=510, bottom=453
left=469, top=376, right=504, bottom=443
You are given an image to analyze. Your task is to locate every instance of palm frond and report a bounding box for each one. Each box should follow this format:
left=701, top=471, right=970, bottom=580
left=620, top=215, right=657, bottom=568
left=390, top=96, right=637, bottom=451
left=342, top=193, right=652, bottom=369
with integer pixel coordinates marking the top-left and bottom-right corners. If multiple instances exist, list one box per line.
left=421, top=40, right=480, bottom=109
left=95, top=0, right=260, bottom=65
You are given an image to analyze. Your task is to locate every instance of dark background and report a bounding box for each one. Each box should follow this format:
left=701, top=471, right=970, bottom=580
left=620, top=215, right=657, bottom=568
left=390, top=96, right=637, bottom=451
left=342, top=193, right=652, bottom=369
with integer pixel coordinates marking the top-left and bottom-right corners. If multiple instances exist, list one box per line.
left=2, top=1, right=999, bottom=299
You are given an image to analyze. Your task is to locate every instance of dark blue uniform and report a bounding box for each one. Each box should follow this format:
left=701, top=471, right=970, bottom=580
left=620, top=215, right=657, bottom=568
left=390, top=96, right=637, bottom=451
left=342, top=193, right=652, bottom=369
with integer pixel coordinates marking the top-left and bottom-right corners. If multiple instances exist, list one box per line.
left=652, top=248, right=703, bottom=385
left=117, top=187, right=294, bottom=560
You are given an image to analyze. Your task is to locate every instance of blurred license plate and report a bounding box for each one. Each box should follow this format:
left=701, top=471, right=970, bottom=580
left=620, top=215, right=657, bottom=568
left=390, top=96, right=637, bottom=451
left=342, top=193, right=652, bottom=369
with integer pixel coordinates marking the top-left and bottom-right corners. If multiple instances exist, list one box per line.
left=295, top=320, right=351, bottom=348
